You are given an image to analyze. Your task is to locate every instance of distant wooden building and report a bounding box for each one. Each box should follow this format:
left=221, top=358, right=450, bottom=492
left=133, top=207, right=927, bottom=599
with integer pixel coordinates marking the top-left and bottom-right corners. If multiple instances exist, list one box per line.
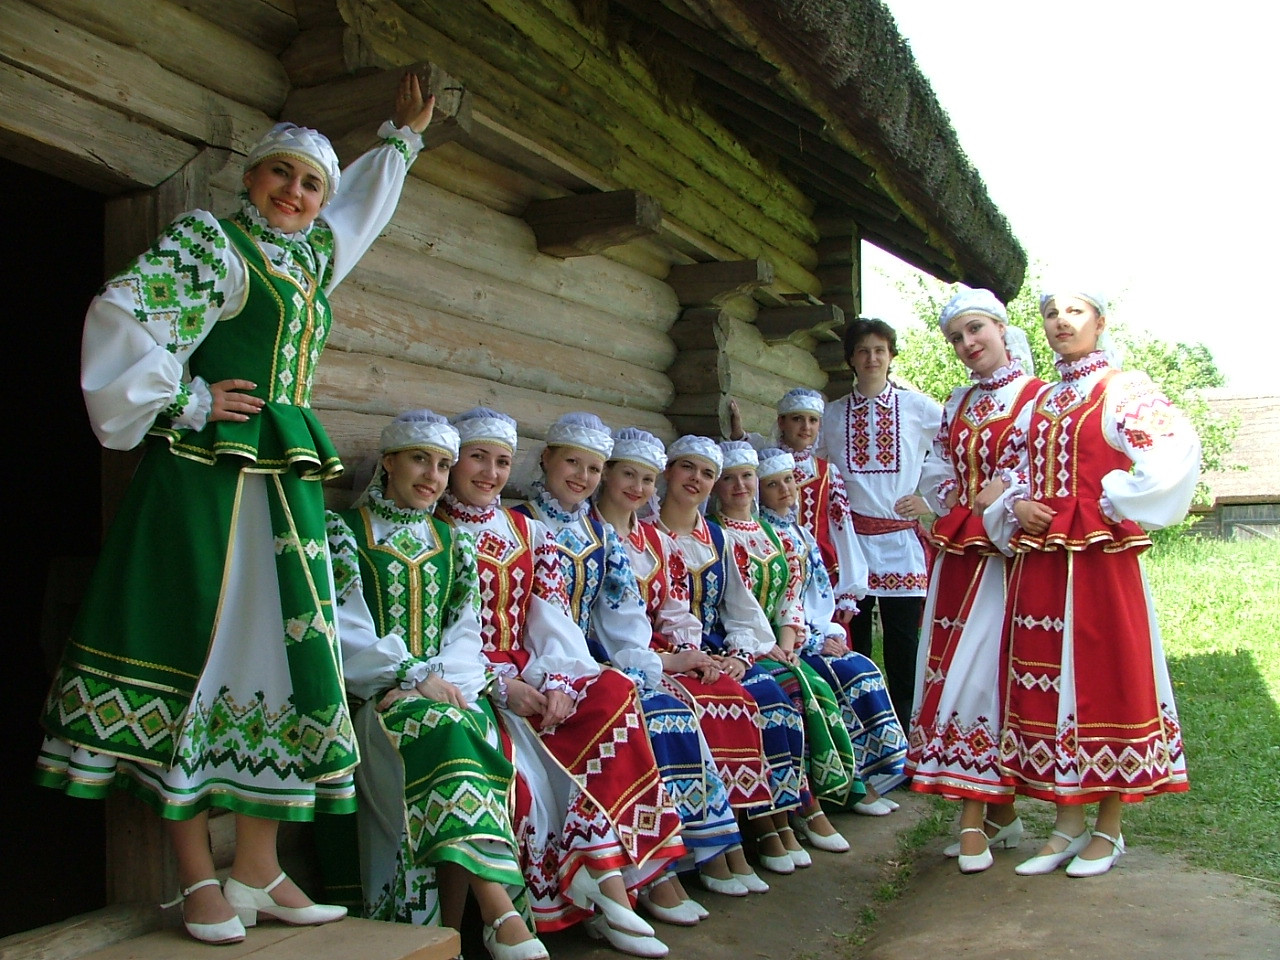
left=1192, top=390, right=1280, bottom=540
left=0, top=0, right=1023, bottom=949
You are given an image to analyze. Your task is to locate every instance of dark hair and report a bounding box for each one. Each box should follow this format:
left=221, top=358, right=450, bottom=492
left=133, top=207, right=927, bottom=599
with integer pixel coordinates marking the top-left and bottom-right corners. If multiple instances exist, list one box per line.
left=843, top=317, right=899, bottom=366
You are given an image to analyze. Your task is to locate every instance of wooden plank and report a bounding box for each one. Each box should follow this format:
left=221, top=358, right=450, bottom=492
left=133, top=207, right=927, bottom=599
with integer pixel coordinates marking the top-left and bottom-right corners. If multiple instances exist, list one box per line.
left=282, top=62, right=470, bottom=159
left=666, top=259, right=774, bottom=307
left=312, top=349, right=675, bottom=440
left=26, top=0, right=290, bottom=115
left=0, top=3, right=272, bottom=159
left=175, top=0, right=298, bottom=53
left=524, top=189, right=662, bottom=257
left=72, top=917, right=458, bottom=960
left=382, top=177, right=680, bottom=330
left=0, top=60, right=196, bottom=193
left=350, top=243, right=677, bottom=371
left=0, top=905, right=163, bottom=960
left=755, top=303, right=845, bottom=345
left=327, top=281, right=675, bottom=410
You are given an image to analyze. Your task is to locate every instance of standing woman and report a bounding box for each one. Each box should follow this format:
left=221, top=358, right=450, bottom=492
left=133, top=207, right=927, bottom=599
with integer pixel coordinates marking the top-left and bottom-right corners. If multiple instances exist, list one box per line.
left=36, top=77, right=436, bottom=944
left=906, top=289, right=1043, bottom=873
left=657, top=437, right=814, bottom=883
left=995, top=290, right=1198, bottom=877
left=594, top=428, right=774, bottom=896
left=755, top=447, right=908, bottom=821
left=518, top=414, right=732, bottom=930
left=818, top=319, right=943, bottom=728
left=326, top=410, right=546, bottom=960
left=710, top=442, right=861, bottom=863
left=437, top=408, right=681, bottom=958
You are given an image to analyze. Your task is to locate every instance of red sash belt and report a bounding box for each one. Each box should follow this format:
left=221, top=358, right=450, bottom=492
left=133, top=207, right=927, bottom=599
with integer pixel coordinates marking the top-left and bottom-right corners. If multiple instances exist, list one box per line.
left=850, top=510, right=935, bottom=572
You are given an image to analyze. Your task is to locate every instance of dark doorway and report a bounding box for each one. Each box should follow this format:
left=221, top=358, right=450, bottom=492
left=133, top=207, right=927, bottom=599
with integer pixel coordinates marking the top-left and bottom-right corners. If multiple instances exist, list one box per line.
left=0, top=156, right=107, bottom=936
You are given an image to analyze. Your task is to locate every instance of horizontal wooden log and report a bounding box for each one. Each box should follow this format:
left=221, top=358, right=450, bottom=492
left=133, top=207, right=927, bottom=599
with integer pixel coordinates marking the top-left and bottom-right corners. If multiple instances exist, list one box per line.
left=725, top=356, right=813, bottom=411
left=414, top=140, right=556, bottom=216
left=175, top=0, right=298, bottom=53
left=599, top=235, right=682, bottom=282
left=666, top=259, right=774, bottom=307
left=0, top=904, right=164, bottom=960
left=326, top=281, right=674, bottom=410
left=667, top=350, right=723, bottom=397
left=384, top=177, right=680, bottom=329
left=313, top=348, right=674, bottom=440
left=814, top=340, right=848, bottom=372
left=27, top=0, right=290, bottom=114
left=524, top=189, right=662, bottom=257
left=343, top=0, right=823, bottom=294
left=755, top=303, right=845, bottom=345
left=667, top=413, right=721, bottom=439
left=670, top=313, right=824, bottom=387
left=666, top=392, right=722, bottom=418
left=0, top=60, right=197, bottom=193
left=1, top=2, right=271, bottom=159
left=283, top=61, right=470, bottom=160
left=280, top=24, right=361, bottom=87
left=350, top=242, right=677, bottom=372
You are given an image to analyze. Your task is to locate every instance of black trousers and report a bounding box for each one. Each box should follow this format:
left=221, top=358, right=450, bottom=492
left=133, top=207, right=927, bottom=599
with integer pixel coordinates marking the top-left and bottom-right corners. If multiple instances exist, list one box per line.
left=849, top=594, right=924, bottom=727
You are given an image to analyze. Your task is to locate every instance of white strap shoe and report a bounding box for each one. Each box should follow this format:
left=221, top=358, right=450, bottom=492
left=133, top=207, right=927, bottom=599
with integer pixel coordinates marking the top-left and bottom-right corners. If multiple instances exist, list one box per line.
left=1014, top=829, right=1090, bottom=876
left=481, top=909, right=549, bottom=960
left=223, top=872, right=346, bottom=927
left=161, top=878, right=246, bottom=945
left=1065, top=831, right=1126, bottom=878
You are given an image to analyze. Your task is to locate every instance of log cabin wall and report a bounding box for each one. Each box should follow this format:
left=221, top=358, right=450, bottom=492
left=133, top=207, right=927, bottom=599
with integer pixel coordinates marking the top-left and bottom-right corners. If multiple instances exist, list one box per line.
left=0, top=0, right=858, bottom=926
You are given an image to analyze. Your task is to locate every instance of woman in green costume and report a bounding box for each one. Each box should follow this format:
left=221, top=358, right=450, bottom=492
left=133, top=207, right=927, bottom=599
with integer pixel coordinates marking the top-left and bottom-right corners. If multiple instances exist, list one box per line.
left=36, top=74, right=436, bottom=946
left=326, top=410, right=547, bottom=960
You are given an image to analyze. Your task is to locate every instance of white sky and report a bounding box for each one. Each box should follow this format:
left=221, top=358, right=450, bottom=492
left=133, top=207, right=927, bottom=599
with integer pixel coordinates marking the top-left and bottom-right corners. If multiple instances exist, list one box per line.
left=862, top=1, right=1277, bottom=391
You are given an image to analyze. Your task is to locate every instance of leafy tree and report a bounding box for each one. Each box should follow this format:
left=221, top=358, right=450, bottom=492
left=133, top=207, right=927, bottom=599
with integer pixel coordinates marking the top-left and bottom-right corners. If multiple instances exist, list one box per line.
left=885, top=269, right=1237, bottom=514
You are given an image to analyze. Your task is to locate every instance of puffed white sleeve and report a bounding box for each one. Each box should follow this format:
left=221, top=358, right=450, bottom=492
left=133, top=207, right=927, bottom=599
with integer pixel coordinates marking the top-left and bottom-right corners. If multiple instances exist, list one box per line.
left=437, top=530, right=491, bottom=704
left=327, top=511, right=434, bottom=701
left=920, top=390, right=964, bottom=515
left=520, top=522, right=602, bottom=694
left=81, top=211, right=247, bottom=449
left=717, top=548, right=778, bottom=658
left=824, top=466, right=869, bottom=605
left=587, top=523, right=665, bottom=680
left=983, top=397, right=1037, bottom=555
left=1100, top=372, right=1201, bottom=529
left=320, top=122, right=423, bottom=292
left=653, top=530, right=705, bottom=650
left=796, top=526, right=844, bottom=652
left=911, top=394, right=946, bottom=495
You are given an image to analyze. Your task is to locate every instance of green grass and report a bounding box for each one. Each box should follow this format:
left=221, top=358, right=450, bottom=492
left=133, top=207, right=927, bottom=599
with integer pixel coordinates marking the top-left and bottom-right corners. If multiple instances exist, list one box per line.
left=1123, top=535, right=1280, bottom=884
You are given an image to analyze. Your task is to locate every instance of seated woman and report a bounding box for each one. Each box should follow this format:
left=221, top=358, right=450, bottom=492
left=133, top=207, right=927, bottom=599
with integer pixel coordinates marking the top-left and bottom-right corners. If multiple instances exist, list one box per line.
left=515, top=414, right=746, bottom=927
left=324, top=410, right=546, bottom=960
left=709, top=442, right=862, bottom=862
left=756, top=447, right=909, bottom=823
left=594, top=428, right=775, bottom=897
left=436, top=408, right=682, bottom=959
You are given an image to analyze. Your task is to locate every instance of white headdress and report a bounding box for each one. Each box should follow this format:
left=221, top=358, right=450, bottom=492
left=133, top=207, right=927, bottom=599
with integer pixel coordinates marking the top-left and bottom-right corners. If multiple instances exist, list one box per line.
left=939, top=287, right=1007, bottom=331
left=453, top=406, right=518, bottom=452
left=757, top=446, right=796, bottom=479
left=718, top=440, right=759, bottom=471
left=545, top=412, right=614, bottom=460
left=356, top=409, right=459, bottom=507
left=1039, top=288, right=1120, bottom=366
left=776, top=387, right=826, bottom=417
left=611, top=427, right=666, bottom=472
left=245, top=123, right=342, bottom=206
left=667, top=435, right=723, bottom=475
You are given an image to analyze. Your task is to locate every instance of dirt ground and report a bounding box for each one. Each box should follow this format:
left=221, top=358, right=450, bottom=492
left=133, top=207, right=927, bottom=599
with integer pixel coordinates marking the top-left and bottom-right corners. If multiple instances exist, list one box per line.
left=534, top=792, right=1280, bottom=960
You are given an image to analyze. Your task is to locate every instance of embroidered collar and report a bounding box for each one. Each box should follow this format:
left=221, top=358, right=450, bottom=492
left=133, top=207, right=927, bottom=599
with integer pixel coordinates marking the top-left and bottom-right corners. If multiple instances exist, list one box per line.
left=438, top=489, right=495, bottom=524
left=1056, top=351, right=1111, bottom=383
left=530, top=481, right=589, bottom=524
left=366, top=486, right=433, bottom=524
left=974, top=362, right=1024, bottom=390
left=849, top=383, right=895, bottom=410
left=717, top=514, right=761, bottom=532
left=781, top=442, right=814, bottom=463
left=760, top=506, right=797, bottom=527
left=233, top=197, right=318, bottom=278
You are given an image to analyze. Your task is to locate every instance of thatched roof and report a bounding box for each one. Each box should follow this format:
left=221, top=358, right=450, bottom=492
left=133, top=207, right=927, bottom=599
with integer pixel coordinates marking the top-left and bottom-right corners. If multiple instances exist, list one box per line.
left=1199, top=390, right=1280, bottom=505
left=604, top=0, right=1026, bottom=298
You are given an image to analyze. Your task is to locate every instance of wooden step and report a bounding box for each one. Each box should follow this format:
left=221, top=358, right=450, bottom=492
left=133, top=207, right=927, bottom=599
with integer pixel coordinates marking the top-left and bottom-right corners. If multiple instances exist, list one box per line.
left=35, top=918, right=458, bottom=960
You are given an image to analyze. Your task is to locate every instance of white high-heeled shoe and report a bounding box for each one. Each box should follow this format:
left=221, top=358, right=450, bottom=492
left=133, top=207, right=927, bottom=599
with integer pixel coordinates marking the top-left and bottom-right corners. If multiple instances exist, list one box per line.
left=753, top=830, right=796, bottom=875
left=683, top=896, right=710, bottom=920
left=161, top=878, right=246, bottom=945
left=1014, top=829, right=1090, bottom=876
left=782, top=828, right=813, bottom=869
left=792, top=810, right=850, bottom=853
left=956, top=827, right=994, bottom=874
left=223, top=872, right=346, bottom=927
left=637, top=886, right=700, bottom=926
left=1065, top=831, right=1125, bottom=878
left=944, top=816, right=1024, bottom=858
left=733, top=870, right=771, bottom=894
left=567, top=868, right=654, bottom=937
left=852, top=797, right=893, bottom=816
left=584, top=914, right=669, bottom=958
left=482, top=910, right=550, bottom=960
left=698, top=871, right=750, bottom=896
